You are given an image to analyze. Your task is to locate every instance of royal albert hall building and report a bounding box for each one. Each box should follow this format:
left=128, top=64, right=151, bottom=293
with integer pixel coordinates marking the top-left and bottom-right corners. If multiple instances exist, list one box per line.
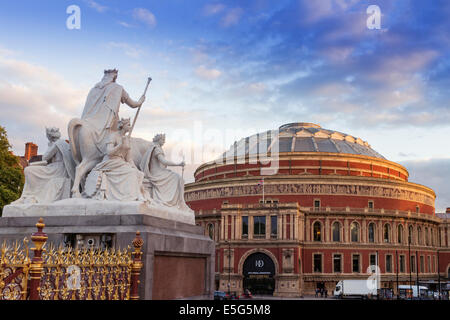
left=184, top=122, right=450, bottom=297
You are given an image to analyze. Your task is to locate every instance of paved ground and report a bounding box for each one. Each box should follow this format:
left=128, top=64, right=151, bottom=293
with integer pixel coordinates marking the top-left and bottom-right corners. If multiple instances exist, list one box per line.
left=251, top=295, right=336, bottom=300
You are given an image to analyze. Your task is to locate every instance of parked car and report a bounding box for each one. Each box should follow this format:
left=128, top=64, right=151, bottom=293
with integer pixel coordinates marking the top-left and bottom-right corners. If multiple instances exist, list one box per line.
left=214, top=291, right=228, bottom=300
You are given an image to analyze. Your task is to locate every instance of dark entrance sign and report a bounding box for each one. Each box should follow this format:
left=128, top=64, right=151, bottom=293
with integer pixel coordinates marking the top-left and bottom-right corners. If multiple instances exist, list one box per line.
left=243, top=252, right=276, bottom=295
left=243, top=252, right=275, bottom=276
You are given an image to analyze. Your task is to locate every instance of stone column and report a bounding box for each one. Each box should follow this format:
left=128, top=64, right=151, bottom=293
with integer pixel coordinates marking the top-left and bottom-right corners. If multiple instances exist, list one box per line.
left=220, top=216, right=225, bottom=240
left=249, top=216, right=254, bottom=240
left=362, top=218, right=367, bottom=243
left=393, top=221, right=397, bottom=244
left=236, top=215, right=241, bottom=240
left=306, top=217, right=311, bottom=242
left=231, top=215, right=235, bottom=240
left=215, top=222, right=220, bottom=242
left=344, top=218, right=349, bottom=243
left=289, top=214, right=292, bottom=240
left=299, top=215, right=304, bottom=242
left=325, top=217, right=330, bottom=243
left=294, top=214, right=299, bottom=240
left=278, top=215, right=282, bottom=240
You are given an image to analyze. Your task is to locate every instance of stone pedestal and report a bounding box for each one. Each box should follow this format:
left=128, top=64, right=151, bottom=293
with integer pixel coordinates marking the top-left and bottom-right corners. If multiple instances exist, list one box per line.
left=0, top=213, right=215, bottom=300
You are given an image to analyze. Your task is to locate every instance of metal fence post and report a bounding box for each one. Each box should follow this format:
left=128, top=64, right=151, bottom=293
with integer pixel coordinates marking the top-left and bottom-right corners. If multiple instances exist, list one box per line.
left=29, top=218, right=48, bottom=300
left=130, top=231, right=144, bottom=300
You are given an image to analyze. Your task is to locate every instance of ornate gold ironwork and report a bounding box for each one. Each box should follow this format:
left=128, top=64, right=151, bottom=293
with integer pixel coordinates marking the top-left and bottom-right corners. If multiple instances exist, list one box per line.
left=0, top=219, right=143, bottom=300
left=38, top=244, right=133, bottom=300
left=0, top=238, right=30, bottom=300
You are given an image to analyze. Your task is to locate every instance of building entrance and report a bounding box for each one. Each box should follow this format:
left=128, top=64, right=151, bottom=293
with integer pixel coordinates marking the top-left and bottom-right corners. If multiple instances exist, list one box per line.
left=242, top=252, right=276, bottom=295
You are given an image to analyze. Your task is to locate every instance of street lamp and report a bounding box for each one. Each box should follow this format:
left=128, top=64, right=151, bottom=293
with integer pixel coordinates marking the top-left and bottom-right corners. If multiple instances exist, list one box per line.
left=437, top=249, right=441, bottom=300
left=408, top=224, right=412, bottom=300
left=225, top=240, right=231, bottom=296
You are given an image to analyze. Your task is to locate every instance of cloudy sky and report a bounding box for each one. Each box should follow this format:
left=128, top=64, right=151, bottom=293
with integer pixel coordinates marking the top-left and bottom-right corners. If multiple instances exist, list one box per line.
left=0, top=0, right=449, bottom=211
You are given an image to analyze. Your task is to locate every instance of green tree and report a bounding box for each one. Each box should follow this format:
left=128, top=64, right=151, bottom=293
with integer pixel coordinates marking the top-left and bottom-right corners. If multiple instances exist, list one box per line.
left=0, top=126, right=24, bottom=215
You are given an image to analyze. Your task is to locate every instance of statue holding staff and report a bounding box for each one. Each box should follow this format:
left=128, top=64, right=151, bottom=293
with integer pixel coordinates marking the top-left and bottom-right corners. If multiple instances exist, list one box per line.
left=68, top=69, right=148, bottom=197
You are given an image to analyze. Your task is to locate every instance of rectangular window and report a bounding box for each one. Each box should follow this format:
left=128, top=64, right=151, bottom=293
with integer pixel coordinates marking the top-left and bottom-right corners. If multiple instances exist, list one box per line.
left=410, top=256, right=416, bottom=273
left=313, top=254, right=322, bottom=273
left=253, top=216, right=266, bottom=238
left=242, top=216, right=248, bottom=238
left=314, top=200, right=320, bottom=211
left=352, top=254, right=360, bottom=273
left=427, top=256, right=431, bottom=273
left=370, top=254, right=377, bottom=267
left=420, top=256, right=424, bottom=273
left=368, top=201, right=374, bottom=211
left=399, top=255, right=405, bottom=273
left=270, top=216, right=277, bottom=238
left=386, top=255, right=392, bottom=273
left=333, top=254, right=342, bottom=273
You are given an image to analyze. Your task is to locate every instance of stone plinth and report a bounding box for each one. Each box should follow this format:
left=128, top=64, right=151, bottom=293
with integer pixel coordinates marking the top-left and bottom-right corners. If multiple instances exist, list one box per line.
left=0, top=213, right=214, bottom=300
left=3, top=198, right=195, bottom=225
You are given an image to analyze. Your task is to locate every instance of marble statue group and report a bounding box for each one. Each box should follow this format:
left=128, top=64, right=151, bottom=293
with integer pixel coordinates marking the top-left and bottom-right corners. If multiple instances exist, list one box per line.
left=12, top=69, right=191, bottom=215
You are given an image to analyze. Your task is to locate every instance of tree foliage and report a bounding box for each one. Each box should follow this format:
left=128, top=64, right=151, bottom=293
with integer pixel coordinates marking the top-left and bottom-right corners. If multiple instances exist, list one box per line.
left=0, top=126, right=24, bottom=215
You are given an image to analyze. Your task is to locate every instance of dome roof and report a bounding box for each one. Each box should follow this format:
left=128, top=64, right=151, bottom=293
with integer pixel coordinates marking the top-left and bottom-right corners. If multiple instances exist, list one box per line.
left=221, top=122, right=385, bottom=160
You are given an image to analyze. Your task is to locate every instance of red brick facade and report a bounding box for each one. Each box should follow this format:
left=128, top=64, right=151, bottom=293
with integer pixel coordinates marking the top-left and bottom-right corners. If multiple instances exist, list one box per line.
left=185, top=124, right=449, bottom=297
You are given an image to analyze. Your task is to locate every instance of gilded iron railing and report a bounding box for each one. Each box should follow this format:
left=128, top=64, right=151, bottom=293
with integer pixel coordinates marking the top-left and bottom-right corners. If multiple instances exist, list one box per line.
left=0, top=218, right=144, bottom=300
left=0, top=239, right=31, bottom=300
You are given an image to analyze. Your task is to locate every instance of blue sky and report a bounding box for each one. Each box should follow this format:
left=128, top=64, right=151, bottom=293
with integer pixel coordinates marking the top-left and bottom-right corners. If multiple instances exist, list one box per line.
left=0, top=0, right=449, bottom=211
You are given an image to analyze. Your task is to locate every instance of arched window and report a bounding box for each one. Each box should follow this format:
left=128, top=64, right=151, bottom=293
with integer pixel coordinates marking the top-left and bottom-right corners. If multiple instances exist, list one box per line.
left=332, top=222, right=341, bottom=242
left=418, top=227, right=422, bottom=245
left=408, top=225, right=414, bottom=244
left=425, top=227, right=430, bottom=246
left=351, top=222, right=359, bottom=242
left=384, top=224, right=391, bottom=243
left=313, top=221, right=322, bottom=242
left=207, top=223, right=214, bottom=240
left=368, top=223, right=376, bottom=243
left=397, top=224, right=404, bottom=244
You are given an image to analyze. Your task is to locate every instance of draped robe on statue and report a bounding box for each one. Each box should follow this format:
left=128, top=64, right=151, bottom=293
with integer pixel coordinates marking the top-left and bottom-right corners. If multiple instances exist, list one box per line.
left=13, top=140, right=75, bottom=204
left=140, top=144, right=190, bottom=210
left=81, top=80, right=134, bottom=153
left=84, top=131, right=150, bottom=202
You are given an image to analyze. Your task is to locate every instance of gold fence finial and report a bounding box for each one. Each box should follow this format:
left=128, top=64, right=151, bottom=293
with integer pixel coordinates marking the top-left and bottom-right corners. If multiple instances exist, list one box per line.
left=130, top=231, right=144, bottom=300
left=132, top=231, right=144, bottom=251
left=29, top=217, right=48, bottom=300
left=31, top=217, right=48, bottom=252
